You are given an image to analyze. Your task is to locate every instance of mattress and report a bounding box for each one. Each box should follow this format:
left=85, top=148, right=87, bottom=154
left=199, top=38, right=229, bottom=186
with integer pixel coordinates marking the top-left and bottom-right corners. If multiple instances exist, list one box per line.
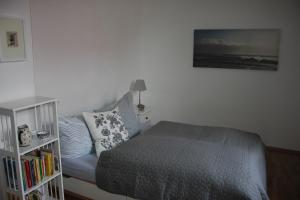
left=62, top=153, right=98, bottom=183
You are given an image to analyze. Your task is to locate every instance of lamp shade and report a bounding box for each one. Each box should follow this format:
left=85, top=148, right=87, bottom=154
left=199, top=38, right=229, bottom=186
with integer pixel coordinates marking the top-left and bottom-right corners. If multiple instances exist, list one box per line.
left=133, top=79, right=147, bottom=91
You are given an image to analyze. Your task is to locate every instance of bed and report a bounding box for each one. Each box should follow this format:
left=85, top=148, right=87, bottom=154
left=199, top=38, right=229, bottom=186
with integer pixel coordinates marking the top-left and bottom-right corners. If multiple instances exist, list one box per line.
left=96, top=121, right=268, bottom=200
left=62, top=121, right=268, bottom=200
left=62, top=153, right=97, bottom=183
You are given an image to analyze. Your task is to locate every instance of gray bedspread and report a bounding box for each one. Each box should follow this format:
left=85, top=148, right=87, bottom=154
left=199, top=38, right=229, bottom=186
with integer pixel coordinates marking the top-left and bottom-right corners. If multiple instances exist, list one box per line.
left=96, top=121, right=268, bottom=200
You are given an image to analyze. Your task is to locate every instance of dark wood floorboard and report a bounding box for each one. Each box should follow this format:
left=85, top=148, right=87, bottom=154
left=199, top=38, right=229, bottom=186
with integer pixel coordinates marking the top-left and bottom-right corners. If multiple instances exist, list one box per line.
left=267, top=150, right=300, bottom=200
left=65, top=149, right=300, bottom=200
left=64, top=190, right=92, bottom=200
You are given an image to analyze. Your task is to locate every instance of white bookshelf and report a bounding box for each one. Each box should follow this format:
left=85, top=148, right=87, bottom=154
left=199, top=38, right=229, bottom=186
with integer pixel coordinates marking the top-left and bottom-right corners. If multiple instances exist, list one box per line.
left=0, top=96, right=64, bottom=200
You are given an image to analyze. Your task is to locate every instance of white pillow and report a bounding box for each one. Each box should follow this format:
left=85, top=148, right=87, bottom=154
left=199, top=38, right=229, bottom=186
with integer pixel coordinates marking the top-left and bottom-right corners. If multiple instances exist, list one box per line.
left=82, top=107, right=129, bottom=157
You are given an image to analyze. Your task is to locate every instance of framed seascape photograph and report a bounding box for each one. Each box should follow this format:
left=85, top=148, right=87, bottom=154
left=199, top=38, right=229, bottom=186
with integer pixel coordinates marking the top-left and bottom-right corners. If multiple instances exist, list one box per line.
left=0, top=17, right=26, bottom=62
left=193, top=29, right=280, bottom=71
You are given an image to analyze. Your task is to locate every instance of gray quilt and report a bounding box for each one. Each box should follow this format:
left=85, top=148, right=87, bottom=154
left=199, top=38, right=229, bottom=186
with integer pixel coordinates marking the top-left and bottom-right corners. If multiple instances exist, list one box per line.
left=96, top=121, right=268, bottom=200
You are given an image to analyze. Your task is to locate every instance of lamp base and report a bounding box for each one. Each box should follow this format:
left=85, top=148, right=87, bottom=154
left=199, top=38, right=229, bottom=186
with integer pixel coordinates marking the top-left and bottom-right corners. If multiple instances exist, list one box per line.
left=137, top=104, right=145, bottom=112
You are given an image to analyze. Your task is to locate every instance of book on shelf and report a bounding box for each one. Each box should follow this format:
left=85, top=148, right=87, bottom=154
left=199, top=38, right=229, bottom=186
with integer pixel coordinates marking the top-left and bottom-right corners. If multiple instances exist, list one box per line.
left=22, top=156, right=38, bottom=187
left=22, top=149, right=56, bottom=190
left=6, top=192, right=21, bottom=200
left=3, top=157, right=18, bottom=190
left=40, top=149, right=53, bottom=176
left=25, top=184, right=59, bottom=200
left=3, top=149, right=57, bottom=192
left=21, top=160, right=27, bottom=190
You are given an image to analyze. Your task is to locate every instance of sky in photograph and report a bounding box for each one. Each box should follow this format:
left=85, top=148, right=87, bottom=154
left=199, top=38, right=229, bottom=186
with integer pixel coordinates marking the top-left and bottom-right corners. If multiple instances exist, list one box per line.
left=194, top=30, right=280, bottom=56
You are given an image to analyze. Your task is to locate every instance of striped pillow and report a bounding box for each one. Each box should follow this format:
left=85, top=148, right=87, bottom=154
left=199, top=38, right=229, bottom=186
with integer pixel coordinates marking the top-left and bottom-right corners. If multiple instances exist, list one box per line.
left=59, top=116, right=93, bottom=158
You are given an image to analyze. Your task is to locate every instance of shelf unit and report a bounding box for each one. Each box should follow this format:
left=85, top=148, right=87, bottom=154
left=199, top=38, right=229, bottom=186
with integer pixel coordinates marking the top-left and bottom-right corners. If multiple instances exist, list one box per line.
left=0, top=96, right=64, bottom=200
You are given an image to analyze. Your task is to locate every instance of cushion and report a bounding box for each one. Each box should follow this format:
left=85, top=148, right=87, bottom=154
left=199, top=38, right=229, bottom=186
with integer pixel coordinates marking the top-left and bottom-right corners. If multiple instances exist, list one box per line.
left=95, top=92, right=141, bottom=138
left=96, top=101, right=117, bottom=112
left=59, top=116, right=93, bottom=158
left=83, top=107, right=129, bottom=157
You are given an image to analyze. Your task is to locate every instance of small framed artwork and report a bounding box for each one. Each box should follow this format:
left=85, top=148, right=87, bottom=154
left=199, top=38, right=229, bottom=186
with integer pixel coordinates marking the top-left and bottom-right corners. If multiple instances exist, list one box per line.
left=7, top=31, right=19, bottom=47
left=193, top=29, right=280, bottom=71
left=0, top=17, right=26, bottom=62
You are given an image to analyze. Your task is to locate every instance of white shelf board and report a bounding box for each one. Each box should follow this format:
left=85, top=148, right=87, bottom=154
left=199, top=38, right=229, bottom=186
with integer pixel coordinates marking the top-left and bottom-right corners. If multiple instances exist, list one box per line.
left=0, top=149, right=15, bottom=157
left=24, top=171, right=61, bottom=195
left=0, top=96, right=57, bottom=112
left=19, top=135, right=58, bottom=155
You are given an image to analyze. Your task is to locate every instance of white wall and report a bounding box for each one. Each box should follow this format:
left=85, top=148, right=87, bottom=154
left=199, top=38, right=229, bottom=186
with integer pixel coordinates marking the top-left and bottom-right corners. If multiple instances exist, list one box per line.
left=0, top=0, right=298, bottom=151
left=30, top=0, right=142, bottom=115
left=0, top=0, right=35, bottom=197
left=140, top=0, right=300, bottom=150
left=0, top=0, right=35, bottom=103
left=29, top=1, right=142, bottom=198
left=1, top=0, right=297, bottom=151
left=29, top=0, right=300, bottom=150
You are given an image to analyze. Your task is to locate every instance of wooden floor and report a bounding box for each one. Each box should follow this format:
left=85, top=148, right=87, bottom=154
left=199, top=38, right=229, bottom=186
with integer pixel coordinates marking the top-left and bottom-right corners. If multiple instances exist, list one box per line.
left=65, top=148, right=300, bottom=200
left=267, top=148, right=300, bottom=200
left=65, top=190, right=92, bottom=200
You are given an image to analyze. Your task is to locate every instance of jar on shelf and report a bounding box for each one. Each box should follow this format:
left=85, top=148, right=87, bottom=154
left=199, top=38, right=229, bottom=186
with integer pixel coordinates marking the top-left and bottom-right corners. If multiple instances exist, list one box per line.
left=18, top=124, right=32, bottom=147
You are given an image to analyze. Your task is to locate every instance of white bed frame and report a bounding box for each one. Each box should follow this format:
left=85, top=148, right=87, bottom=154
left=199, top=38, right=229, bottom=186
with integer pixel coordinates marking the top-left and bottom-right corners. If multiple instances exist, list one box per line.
left=63, top=177, right=135, bottom=200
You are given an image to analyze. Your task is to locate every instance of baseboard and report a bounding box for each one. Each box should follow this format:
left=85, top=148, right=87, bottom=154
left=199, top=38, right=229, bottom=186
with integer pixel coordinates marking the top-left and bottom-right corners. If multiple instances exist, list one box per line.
left=266, top=146, right=300, bottom=156
left=64, top=189, right=93, bottom=200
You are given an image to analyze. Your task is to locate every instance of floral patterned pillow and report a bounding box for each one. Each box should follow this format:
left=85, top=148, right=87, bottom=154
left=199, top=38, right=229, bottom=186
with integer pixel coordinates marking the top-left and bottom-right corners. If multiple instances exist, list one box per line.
left=82, top=107, right=129, bottom=157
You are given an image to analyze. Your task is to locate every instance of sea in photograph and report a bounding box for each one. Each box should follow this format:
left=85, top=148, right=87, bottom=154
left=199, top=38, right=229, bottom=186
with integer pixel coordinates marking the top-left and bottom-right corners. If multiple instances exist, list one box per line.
left=193, top=53, right=278, bottom=70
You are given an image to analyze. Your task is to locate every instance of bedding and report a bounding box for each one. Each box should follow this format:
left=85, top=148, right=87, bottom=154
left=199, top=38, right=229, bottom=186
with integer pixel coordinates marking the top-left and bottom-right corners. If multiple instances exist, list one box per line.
left=62, top=153, right=98, bottom=183
left=96, top=121, right=268, bottom=200
left=83, top=107, right=129, bottom=157
left=59, top=116, right=93, bottom=158
left=95, top=92, right=141, bottom=138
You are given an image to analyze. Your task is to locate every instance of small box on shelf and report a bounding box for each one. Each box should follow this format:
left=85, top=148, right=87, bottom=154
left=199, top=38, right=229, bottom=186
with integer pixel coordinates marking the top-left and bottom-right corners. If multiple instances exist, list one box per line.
left=135, top=106, right=152, bottom=132
left=136, top=106, right=151, bottom=124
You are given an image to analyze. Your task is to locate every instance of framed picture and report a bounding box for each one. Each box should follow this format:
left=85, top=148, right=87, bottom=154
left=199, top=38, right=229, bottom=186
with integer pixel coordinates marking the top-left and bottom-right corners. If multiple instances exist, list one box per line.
left=193, top=29, right=280, bottom=71
left=0, top=17, right=26, bottom=62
